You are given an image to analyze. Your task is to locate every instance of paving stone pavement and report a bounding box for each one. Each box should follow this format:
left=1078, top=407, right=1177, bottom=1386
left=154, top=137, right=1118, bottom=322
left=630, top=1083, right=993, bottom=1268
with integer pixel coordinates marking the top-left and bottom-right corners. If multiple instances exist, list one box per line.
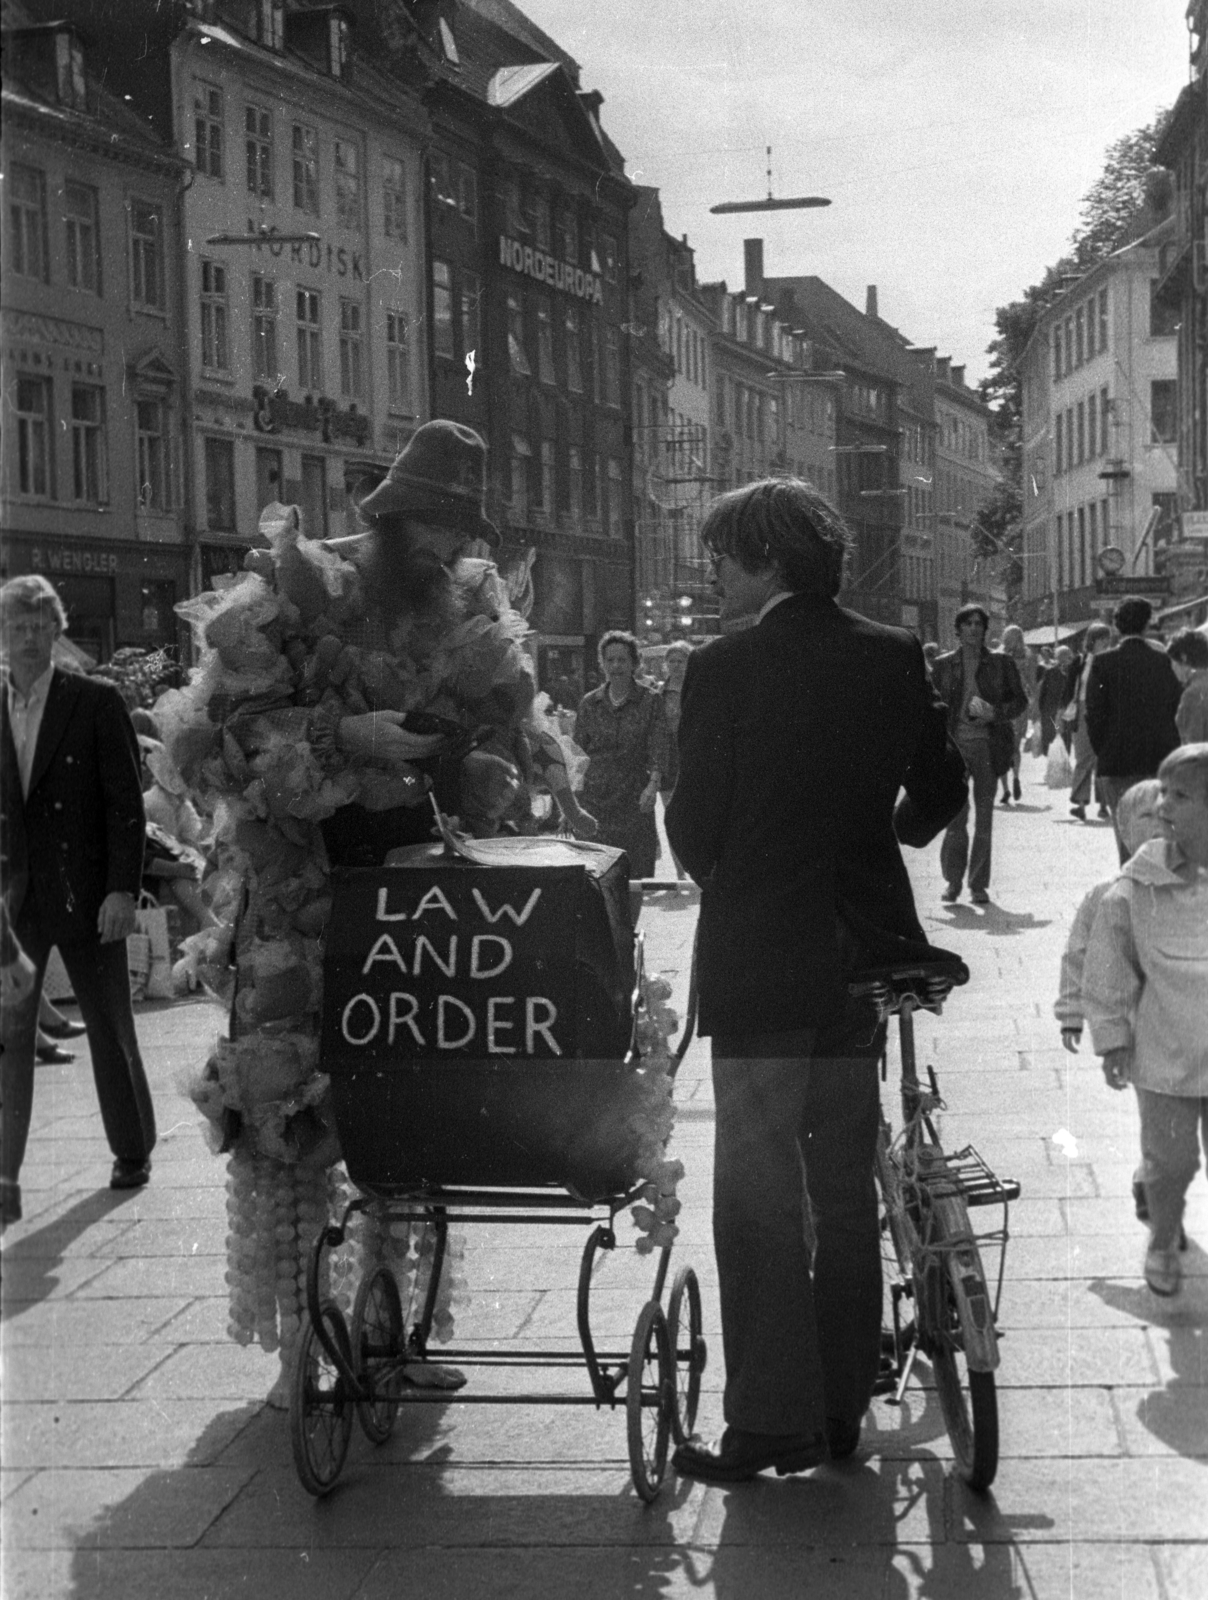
left=2, top=752, right=1205, bottom=1599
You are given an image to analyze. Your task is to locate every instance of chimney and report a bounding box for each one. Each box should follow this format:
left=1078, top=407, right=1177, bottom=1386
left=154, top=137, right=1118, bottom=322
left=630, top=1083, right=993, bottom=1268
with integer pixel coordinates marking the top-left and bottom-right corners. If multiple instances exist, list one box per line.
left=936, top=356, right=951, bottom=384
left=951, top=364, right=966, bottom=388
left=744, top=238, right=764, bottom=296
left=865, top=285, right=878, bottom=319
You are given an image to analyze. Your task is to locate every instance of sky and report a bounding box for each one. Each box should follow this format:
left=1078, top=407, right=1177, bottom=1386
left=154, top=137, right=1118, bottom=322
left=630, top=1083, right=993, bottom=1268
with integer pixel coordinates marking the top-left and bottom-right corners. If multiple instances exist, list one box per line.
left=518, top=0, right=1192, bottom=384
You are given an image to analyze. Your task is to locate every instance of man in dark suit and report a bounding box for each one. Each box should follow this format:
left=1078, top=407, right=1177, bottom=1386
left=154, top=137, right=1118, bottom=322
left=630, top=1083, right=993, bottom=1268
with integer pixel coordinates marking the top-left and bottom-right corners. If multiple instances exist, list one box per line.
left=665, top=479, right=967, bottom=1483
left=1, top=576, right=155, bottom=1228
left=1085, top=596, right=1183, bottom=861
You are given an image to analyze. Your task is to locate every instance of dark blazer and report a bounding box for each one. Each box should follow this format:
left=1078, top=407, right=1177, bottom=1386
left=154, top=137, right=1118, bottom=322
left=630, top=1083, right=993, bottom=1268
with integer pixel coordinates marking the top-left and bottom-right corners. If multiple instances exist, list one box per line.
left=665, top=595, right=968, bottom=1036
left=1084, top=637, right=1182, bottom=777
left=1, top=669, right=145, bottom=944
left=930, top=648, right=1029, bottom=737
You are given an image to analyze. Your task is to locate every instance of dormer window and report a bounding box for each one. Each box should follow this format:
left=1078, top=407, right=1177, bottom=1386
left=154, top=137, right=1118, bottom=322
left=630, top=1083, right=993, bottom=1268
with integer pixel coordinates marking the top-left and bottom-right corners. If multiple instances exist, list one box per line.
left=438, top=17, right=459, bottom=64
left=258, top=0, right=284, bottom=51
left=329, top=13, right=349, bottom=77
left=55, top=29, right=86, bottom=108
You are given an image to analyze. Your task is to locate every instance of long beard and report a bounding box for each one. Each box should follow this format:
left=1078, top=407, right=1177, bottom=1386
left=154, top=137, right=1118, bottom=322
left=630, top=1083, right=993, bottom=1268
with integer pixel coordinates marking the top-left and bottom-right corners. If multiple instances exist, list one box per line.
left=355, top=531, right=459, bottom=634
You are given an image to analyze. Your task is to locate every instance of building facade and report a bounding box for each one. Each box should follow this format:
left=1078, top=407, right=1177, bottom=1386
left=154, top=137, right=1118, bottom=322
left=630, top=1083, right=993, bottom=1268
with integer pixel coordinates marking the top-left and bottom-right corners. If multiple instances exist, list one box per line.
left=1, top=12, right=190, bottom=661
left=933, top=357, right=1000, bottom=645
left=415, top=0, right=637, bottom=696
left=1019, top=222, right=1179, bottom=634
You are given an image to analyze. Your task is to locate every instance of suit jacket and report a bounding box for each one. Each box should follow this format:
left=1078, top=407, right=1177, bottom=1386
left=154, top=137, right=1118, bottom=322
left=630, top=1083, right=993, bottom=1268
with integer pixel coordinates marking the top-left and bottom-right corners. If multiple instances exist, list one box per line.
left=665, top=595, right=968, bottom=1036
left=1084, top=638, right=1182, bottom=777
left=929, top=647, right=1029, bottom=736
left=1, top=669, right=145, bottom=944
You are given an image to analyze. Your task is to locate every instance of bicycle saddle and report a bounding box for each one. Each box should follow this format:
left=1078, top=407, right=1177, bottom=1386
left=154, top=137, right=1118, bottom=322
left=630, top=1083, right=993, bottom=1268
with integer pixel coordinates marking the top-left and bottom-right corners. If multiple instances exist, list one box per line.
left=849, top=958, right=970, bottom=1014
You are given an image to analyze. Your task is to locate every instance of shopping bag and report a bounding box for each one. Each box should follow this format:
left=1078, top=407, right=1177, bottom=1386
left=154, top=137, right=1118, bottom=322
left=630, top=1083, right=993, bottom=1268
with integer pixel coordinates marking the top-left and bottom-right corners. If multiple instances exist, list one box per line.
left=1026, top=721, right=1043, bottom=758
left=1045, top=739, right=1073, bottom=789
left=135, top=894, right=175, bottom=1000
left=127, top=933, right=152, bottom=1000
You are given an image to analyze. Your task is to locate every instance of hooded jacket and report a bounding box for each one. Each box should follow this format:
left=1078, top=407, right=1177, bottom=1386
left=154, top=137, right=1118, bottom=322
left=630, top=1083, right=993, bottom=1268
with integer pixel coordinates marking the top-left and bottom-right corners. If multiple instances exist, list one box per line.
left=1083, top=838, right=1208, bottom=1095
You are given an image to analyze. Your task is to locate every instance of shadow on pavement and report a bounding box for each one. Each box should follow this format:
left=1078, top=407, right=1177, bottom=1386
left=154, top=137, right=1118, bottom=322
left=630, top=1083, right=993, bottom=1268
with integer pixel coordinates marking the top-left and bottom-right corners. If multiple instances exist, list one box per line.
left=937, top=905, right=1052, bottom=937
left=1088, top=1260, right=1208, bottom=1460
left=0, top=1190, right=128, bottom=1320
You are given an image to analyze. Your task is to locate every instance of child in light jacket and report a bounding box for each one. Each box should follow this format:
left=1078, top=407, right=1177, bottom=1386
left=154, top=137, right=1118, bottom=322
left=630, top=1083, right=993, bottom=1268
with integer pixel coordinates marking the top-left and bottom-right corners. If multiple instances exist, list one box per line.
left=1083, top=745, right=1208, bottom=1297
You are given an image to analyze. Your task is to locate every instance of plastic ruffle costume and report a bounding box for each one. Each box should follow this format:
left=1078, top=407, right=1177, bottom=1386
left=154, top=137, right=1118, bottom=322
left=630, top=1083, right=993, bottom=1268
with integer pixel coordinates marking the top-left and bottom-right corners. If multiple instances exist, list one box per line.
left=163, top=505, right=681, bottom=1387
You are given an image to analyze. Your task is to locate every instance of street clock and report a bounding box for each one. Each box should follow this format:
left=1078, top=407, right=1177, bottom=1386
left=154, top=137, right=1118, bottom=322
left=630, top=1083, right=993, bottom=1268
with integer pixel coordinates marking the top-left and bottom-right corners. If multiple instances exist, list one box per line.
left=1097, top=545, right=1126, bottom=576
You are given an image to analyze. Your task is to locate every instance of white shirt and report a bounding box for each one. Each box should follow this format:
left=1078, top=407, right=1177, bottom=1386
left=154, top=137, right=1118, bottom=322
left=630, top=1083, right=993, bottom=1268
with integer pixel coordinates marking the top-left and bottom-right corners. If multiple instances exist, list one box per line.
left=6, top=663, right=54, bottom=797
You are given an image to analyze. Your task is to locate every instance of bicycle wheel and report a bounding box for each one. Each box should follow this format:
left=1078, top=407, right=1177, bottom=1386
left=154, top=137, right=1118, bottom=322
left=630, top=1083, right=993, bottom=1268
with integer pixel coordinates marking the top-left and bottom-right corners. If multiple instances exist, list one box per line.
left=918, top=1233, right=999, bottom=1491
left=351, top=1264, right=403, bottom=1444
left=875, top=1122, right=918, bottom=1279
left=290, top=1302, right=355, bottom=1496
left=627, top=1301, right=673, bottom=1502
left=666, top=1265, right=705, bottom=1444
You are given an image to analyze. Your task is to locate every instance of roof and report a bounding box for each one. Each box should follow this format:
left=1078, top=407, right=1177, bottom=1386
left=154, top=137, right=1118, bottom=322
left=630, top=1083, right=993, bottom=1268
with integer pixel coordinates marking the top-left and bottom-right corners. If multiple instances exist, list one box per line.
left=460, top=0, right=580, bottom=82
left=487, top=60, right=557, bottom=107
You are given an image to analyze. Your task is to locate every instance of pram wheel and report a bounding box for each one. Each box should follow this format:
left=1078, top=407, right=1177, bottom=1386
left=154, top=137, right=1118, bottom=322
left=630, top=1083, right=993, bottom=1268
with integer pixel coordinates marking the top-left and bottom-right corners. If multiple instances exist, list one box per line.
left=291, top=1302, right=355, bottom=1496
left=627, top=1301, right=673, bottom=1502
left=667, top=1265, right=706, bottom=1444
left=352, top=1265, right=404, bottom=1444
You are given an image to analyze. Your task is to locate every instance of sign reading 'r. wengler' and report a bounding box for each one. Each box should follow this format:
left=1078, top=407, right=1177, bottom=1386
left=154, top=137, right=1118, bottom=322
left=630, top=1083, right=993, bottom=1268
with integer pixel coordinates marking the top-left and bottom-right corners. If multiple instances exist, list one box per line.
left=321, top=867, right=581, bottom=1065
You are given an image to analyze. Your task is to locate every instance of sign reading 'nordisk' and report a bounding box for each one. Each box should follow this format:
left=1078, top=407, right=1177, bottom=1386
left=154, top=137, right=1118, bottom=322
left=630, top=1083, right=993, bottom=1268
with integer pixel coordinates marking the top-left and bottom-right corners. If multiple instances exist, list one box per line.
left=322, top=868, right=578, bottom=1062
left=498, top=234, right=604, bottom=304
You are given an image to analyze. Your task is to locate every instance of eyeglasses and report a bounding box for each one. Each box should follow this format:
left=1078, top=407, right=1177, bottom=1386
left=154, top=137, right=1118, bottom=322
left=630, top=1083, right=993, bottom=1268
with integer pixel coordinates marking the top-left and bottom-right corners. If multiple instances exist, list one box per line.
left=2, top=614, right=59, bottom=639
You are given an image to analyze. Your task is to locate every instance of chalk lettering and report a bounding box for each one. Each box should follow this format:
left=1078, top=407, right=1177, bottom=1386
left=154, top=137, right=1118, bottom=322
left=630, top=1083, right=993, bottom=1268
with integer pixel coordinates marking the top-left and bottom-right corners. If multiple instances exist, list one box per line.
left=486, top=995, right=516, bottom=1054
left=437, top=994, right=476, bottom=1049
left=342, top=993, right=381, bottom=1045
left=413, top=886, right=458, bottom=921
left=414, top=934, right=457, bottom=978
left=375, top=887, right=410, bottom=922
left=388, top=991, right=424, bottom=1046
left=525, top=996, right=561, bottom=1055
left=471, top=887, right=541, bottom=926
left=470, top=933, right=512, bottom=979
left=363, top=933, right=408, bottom=974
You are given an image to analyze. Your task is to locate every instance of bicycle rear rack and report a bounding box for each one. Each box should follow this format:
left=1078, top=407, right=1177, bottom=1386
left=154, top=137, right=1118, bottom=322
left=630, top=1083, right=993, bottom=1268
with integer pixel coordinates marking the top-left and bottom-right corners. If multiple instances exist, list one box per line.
left=922, top=1144, right=1021, bottom=1209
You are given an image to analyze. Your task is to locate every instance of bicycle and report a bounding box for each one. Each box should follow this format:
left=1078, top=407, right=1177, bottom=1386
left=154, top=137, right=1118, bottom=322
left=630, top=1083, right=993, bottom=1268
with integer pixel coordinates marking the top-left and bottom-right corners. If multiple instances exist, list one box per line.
left=852, top=962, right=1021, bottom=1492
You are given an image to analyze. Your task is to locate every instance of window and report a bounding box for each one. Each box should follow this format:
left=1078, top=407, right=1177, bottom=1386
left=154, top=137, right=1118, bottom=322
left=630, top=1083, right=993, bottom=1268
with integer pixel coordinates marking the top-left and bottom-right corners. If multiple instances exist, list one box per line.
left=1102, top=497, right=1111, bottom=548
left=1150, top=280, right=1180, bottom=337
left=605, top=327, right=620, bottom=406
left=559, top=208, right=577, bottom=264
left=602, top=233, right=617, bottom=283
left=533, top=193, right=551, bottom=252
left=245, top=104, right=273, bottom=199
left=1056, top=514, right=1064, bottom=591
left=383, top=156, right=408, bottom=240
left=328, top=12, right=349, bottom=76
left=1150, top=379, right=1177, bottom=443
left=136, top=398, right=171, bottom=510
left=590, top=321, right=601, bottom=403
left=204, top=436, right=236, bottom=530
left=334, top=139, right=360, bottom=230
left=1088, top=498, right=1098, bottom=559
left=71, top=385, right=107, bottom=503
left=256, top=0, right=284, bottom=49
left=536, top=297, right=555, bottom=384
left=64, top=180, right=99, bottom=293
left=55, top=29, right=86, bottom=108
left=607, top=458, right=622, bottom=536
left=539, top=440, right=554, bottom=511
left=510, top=438, right=529, bottom=520
left=1053, top=325, right=1063, bottom=382
left=130, top=200, right=164, bottom=309
left=432, top=260, right=454, bottom=359
left=1055, top=412, right=1064, bottom=475
left=1064, top=317, right=1073, bottom=375
left=507, top=293, right=530, bottom=376
left=1087, top=392, right=1097, bottom=459
left=568, top=445, right=582, bottom=522
left=16, top=376, right=53, bottom=498
left=293, top=124, right=319, bottom=214
left=255, top=445, right=282, bottom=510
left=338, top=298, right=363, bottom=399
left=1074, top=307, right=1084, bottom=367
left=1075, top=400, right=1085, bottom=465
left=200, top=259, right=229, bottom=371
left=585, top=451, right=599, bottom=518
left=301, top=455, right=327, bottom=539
left=252, top=275, right=278, bottom=381
left=1099, top=387, right=1110, bottom=453
left=1085, top=299, right=1095, bottom=361
left=296, top=288, right=322, bottom=391
left=565, top=304, right=582, bottom=391
left=385, top=310, right=411, bottom=410
left=1098, top=289, right=1108, bottom=350
left=458, top=164, right=477, bottom=226
left=140, top=580, right=176, bottom=638
left=9, top=164, right=48, bottom=281
left=459, top=271, right=480, bottom=362
left=1077, top=505, right=1087, bottom=587
left=194, top=81, right=223, bottom=178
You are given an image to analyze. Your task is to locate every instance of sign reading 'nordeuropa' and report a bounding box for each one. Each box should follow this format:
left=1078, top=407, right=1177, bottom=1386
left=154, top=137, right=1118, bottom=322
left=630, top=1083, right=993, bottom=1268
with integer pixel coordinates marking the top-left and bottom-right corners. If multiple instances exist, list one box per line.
left=498, top=234, right=604, bottom=304
left=321, top=867, right=579, bottom=1063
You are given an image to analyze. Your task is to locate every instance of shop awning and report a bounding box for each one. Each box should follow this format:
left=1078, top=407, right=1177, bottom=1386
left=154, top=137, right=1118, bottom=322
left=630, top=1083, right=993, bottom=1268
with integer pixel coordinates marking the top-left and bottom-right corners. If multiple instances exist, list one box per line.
left=1157, top=592, right=1208, bottom=627
left=1020, top=621, right=1093, bottom=647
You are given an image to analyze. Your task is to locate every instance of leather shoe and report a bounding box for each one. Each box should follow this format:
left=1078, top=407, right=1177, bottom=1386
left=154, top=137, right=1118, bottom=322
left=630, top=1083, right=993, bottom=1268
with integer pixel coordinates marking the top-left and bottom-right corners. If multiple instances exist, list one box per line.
left=970, top=889, right=990, bottom=905
left=826, top=1417, right=862, bottom=1461
left=36, top=1043, right=75, bottom=1064
left=0, top=1180, right=21, bottom=1229
left=941, top=884, right=960, bottom=903
left=110, top=1158, right=151, bottom=1191
left=41, top=1017, right=87, bottom=1040
left=672, top=1426, right=828, bottom=1484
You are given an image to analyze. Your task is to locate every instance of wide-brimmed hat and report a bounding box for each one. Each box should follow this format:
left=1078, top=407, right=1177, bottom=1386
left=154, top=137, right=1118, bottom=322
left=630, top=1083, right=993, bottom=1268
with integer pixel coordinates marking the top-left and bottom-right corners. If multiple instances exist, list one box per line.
left=357, top=419, right=498, bottom=546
